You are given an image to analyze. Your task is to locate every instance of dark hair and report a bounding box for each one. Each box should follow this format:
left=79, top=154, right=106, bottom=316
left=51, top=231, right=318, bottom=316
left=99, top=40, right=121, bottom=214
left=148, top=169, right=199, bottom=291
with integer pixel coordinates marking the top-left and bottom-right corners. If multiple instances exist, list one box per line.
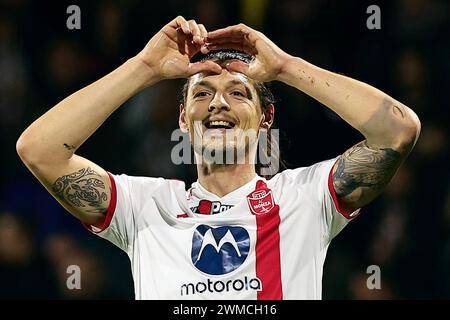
left=180, top=50, right=285, bottom=178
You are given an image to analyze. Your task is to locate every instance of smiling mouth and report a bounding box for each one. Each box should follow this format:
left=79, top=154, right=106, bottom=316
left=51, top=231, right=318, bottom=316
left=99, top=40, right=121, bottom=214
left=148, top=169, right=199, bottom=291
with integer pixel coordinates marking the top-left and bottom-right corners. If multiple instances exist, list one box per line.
left=204, top=120, right=236, bottom=129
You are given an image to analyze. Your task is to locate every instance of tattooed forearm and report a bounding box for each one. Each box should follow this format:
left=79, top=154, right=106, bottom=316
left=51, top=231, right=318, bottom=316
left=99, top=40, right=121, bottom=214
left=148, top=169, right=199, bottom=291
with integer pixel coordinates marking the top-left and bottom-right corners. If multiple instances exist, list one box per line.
left=52, top=167, right=108, bottom=214
left=332, top=141, right=402, bottom=199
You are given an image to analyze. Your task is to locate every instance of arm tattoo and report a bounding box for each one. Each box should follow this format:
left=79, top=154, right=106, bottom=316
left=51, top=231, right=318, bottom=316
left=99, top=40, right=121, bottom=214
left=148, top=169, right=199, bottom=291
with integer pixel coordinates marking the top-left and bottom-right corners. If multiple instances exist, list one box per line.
left=332, top=141, right=402, bottom=198
left=63, top=143, right=76, bottom=151
left=52, top=167, right=109, bottom=214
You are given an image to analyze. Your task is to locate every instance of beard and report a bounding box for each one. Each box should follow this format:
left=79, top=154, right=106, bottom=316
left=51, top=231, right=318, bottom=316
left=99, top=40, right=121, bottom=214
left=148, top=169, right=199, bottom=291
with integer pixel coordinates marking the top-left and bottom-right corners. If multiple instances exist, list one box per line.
left=192, top=127, right=259, bottom=165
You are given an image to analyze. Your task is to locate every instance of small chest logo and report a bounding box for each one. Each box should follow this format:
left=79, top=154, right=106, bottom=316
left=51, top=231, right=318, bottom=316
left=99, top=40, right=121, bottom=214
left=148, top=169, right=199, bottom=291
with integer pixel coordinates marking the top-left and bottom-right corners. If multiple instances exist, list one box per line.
left=246, top=180, right=275, bottom=215
left=191, top=200, right=234, bottom=215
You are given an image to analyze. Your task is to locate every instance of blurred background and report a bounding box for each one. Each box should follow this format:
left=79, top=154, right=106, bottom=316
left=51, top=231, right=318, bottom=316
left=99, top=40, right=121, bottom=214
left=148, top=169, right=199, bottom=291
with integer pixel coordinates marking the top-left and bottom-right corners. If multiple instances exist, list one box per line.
left=0, top=0, right=448, bottom=299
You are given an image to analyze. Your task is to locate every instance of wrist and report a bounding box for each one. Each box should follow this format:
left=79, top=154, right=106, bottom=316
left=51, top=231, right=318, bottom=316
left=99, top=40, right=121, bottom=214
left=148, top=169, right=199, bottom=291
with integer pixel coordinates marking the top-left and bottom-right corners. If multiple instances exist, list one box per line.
left=277, top=56, right=306, bottom=86
left=126, top=56, right=162, bottom=89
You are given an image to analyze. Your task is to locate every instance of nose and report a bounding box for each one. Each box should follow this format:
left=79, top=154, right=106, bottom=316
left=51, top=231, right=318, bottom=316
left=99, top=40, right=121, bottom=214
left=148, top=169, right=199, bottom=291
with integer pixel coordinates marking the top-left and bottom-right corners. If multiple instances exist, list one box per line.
left=208, top=93, right=230, bottom=113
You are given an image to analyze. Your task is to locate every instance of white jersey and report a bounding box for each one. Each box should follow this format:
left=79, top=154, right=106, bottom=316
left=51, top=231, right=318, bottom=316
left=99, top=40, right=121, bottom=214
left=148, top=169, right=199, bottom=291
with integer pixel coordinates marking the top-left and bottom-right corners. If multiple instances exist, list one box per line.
left=84, top=157, right=360, bottom=300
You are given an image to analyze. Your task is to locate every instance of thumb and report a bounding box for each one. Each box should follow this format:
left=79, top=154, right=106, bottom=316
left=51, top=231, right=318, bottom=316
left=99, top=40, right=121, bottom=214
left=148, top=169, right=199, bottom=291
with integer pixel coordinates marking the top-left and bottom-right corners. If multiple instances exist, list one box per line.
left=187, top=61, right=222, bottom=76
left=225, top=60, right=250, bottom=76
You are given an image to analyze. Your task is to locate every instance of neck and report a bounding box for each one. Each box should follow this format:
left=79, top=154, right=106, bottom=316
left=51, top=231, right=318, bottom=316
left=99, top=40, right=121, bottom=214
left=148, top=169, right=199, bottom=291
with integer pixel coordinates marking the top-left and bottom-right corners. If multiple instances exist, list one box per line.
left=197, top=162, right=257, bottom=197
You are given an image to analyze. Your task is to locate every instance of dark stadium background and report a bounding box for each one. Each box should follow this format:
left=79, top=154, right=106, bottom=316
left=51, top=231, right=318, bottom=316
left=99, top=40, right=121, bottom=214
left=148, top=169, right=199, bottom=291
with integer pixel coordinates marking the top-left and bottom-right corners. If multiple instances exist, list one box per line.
left=0, top=0, right=448, bottom=299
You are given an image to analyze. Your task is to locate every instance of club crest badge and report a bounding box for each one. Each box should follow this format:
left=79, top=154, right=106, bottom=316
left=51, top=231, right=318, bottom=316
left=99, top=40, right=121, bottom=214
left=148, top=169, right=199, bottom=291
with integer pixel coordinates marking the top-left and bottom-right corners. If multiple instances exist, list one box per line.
left=247, top=180, right=275, bottom=215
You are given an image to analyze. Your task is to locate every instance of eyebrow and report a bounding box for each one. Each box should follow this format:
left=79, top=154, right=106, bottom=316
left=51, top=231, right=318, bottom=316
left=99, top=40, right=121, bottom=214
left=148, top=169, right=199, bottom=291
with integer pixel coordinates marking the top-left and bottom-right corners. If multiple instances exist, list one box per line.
left=192, top=80, right=254, bottom=100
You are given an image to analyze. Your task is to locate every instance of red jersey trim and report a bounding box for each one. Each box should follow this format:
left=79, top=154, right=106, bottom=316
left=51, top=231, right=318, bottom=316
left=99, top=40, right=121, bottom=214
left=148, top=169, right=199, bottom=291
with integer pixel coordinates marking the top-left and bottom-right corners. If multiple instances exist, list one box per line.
left=327, top=161, right=359, bottom=220
left=82, top=172, right=117, bottom=233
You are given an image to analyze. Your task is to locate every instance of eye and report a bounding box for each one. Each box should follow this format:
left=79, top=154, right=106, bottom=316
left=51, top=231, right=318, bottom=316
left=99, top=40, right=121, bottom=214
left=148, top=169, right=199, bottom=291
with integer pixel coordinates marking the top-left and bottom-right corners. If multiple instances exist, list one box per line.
left=231, top=91, right=245, bottom=97
left=193, top=91, right=210, bottom=98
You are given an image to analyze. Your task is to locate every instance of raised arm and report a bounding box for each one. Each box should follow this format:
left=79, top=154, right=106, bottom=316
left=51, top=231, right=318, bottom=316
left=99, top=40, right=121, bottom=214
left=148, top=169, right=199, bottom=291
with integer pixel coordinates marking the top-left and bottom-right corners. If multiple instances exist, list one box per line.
left=16, top=16, right=221, bottom=225
left=277, top=49, right=421, bottom=212
left=207, top=24, right=421, bottom=211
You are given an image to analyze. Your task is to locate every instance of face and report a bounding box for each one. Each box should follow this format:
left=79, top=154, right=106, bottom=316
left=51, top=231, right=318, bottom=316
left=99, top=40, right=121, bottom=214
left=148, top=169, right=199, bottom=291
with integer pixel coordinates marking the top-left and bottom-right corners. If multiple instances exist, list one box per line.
left=180, top=67, right=265, bottom=164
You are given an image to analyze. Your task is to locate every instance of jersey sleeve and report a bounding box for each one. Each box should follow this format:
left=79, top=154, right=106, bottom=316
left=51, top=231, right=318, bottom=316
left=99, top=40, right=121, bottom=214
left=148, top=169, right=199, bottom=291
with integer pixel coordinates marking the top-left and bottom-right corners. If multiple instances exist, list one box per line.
left=283, top=157, right=361, bottom=241
left=83, top=172, right=165, bottom=253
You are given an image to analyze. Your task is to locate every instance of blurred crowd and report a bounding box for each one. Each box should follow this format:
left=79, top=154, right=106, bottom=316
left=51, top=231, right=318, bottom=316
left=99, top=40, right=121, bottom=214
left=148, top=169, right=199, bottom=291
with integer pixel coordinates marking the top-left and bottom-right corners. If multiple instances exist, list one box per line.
left=0, top=0, right=448, bottom=299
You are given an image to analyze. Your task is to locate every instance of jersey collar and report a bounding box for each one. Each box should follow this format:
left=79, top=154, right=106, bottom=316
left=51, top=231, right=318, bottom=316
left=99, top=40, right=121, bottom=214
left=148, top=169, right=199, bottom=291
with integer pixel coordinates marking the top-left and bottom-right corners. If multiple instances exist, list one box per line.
left=191, top=174, right=263, bottom=201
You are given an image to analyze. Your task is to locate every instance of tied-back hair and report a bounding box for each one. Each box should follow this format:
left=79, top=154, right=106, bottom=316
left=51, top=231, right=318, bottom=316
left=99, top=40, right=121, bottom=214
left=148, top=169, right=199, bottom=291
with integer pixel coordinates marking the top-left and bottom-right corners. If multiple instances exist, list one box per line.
left=180, top=50, right=286, bottom=178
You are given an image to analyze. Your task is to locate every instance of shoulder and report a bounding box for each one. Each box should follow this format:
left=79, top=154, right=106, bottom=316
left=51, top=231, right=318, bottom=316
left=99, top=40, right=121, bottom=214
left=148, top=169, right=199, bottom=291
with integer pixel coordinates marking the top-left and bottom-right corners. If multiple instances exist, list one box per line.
left=109, top=173, right=187, bottom=194
left=271, top=157, right=339, bottom=187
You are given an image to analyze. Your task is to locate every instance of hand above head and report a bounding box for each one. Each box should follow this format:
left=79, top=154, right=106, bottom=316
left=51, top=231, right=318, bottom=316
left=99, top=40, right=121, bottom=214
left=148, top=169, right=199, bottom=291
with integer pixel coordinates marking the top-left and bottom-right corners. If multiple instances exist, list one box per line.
left=205, top=23, right=293, bottom=82
left=136, top=16, right=222, bottom=84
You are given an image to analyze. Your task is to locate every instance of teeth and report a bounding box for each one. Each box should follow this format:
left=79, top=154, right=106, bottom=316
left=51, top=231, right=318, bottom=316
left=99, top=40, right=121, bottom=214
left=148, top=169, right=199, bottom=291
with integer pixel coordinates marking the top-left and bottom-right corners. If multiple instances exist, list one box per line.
left=208, top=120, right=233, bottom=128
left=211, top=121, right=230, bottom=127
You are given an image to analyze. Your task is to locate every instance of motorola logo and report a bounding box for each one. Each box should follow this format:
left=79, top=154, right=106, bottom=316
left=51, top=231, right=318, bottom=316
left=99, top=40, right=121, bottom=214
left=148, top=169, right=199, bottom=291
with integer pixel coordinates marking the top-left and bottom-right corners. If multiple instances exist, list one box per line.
left=191, top=225, right=250, bottom=275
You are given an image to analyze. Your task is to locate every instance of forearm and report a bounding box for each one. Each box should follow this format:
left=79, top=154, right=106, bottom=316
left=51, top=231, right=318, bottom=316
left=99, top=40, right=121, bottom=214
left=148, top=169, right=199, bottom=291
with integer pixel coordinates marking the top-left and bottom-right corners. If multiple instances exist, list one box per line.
left=17, top=57, right=154, bottom=165
left=278, top=57, right=421, bottom=150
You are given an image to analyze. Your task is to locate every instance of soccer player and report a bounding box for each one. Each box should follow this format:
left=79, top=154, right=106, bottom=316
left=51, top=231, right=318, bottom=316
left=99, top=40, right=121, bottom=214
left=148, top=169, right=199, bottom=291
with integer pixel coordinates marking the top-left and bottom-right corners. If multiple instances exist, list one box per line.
left=16, top=17, right=420, bottom=299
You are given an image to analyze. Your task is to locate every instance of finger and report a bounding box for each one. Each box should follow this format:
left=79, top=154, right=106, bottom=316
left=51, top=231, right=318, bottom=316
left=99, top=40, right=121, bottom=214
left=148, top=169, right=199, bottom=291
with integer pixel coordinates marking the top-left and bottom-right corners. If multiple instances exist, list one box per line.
left=188, top=20, right=203, bottom=45
left=225, top=60, right=250, bottom=76
left=208, top=25, right=262, bottom=49
left=205, top=37, right=256, bottom=54
left=175, top=28, right=188, bottom=55
left=198, top=24, right=208, bottom=41
left=198, top=24, right=209, bottom=53
left=203, top=36, right=246, bottom=54
left=207, top=24, right=252, bottom=40
left=206, top=36, right=244, bottom=44
left=201, top=42, right=210, bottom=54
left=171, top=16, right=191, bottom=34
left=187, top=61, right=222, bottom=76
left=207, top=25, right=244, bottom=39
left=186, top=40, right=201, bottom=58
left=204, top=42, right=257, bottom=56
left=207, top=30, right=261, bottom=43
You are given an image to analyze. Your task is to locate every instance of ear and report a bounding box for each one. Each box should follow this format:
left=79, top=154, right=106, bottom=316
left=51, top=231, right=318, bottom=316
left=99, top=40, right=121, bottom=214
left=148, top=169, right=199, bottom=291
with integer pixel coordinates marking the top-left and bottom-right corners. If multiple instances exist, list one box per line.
left=260, top=104, right=275, bottom=129
left=179, top=104, right=189, bottom=133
